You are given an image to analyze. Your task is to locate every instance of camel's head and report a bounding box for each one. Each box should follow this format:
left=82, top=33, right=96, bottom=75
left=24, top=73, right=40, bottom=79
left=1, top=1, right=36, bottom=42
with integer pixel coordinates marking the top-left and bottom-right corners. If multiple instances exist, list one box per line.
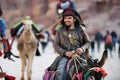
left=22, top=20, right=34, bottom=42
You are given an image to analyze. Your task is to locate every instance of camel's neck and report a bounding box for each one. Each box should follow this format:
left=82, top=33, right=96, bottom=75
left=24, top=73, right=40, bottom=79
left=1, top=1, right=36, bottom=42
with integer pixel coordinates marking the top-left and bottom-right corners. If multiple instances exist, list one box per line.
left=22, top=30, right=36, bottom=43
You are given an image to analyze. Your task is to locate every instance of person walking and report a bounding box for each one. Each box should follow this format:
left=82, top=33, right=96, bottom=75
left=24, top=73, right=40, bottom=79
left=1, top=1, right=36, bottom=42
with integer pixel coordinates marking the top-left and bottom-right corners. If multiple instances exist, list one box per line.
left=56, top=0, right=76, bottom=17
left=90, top=37, right=95, bottom=57
left=117, top=35, right=120, bottom=58
left=111, top=30, right=118, bottom=52
left=104, top=30, right=113, bottom=58
left=95, top=31, right=103, bottom=53
left=0, top=5, right=15, bottom=60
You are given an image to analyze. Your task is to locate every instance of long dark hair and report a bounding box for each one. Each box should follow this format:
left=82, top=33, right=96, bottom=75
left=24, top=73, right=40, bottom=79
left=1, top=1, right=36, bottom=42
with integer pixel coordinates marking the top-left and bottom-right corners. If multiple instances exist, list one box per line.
left=61, top=8, right=85, bottom=27
left=0, top=5, right=3, bottom=16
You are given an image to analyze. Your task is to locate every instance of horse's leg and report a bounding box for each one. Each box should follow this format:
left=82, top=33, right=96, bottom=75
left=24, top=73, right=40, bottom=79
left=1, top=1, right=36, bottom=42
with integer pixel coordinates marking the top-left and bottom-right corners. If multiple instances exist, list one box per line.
left=20, top=53, right=26, bottom=80
left=27, top=52, right=35, bottom=80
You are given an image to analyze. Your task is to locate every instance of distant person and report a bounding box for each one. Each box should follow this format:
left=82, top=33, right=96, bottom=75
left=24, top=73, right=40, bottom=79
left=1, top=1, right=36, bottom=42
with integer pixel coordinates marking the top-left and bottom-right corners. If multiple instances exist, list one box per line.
left=117, top=36, right=120, bottom=58
left=111, top=30, right=117, bottom=52
left=91, top=38, right=95, bottom=57
left=56, top=0, right=76, bottom=17
left=53, top=0, right=76, bottom=35
left=104, top=30, right=113, bottom=58
left=95, top=31, right=103, bottom=52
left=40, top=31, right=50, bottom=53
left=0, top=5, right=14, bottom=60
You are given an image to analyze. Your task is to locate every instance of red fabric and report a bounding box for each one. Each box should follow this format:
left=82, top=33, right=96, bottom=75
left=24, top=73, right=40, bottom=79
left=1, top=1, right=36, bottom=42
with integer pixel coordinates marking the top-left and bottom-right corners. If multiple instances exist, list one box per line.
left=0, top=51, right=2, bottom=57
left=43, top=67, right=56, bottom=80
left=96, top=68, right=108, bottom=77
left=5, top=74, right=16, bottom=80
left=73, top=72, right=83, bottom=80
left=51, top=26, right=56, bottom=35
left=105, top=34, right=112, bottom=44
left=63, top=10, right=75, bottom=16
left=2, top=38, right=12, bottom=51
left=36, top=34, right=45, bottom=39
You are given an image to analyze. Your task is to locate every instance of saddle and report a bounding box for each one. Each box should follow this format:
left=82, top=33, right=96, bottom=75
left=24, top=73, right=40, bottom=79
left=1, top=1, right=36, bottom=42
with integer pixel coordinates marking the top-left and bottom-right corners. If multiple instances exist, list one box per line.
left=43, top=55, right=88, bottom=80
left=43, top=56, right=62, bottom=80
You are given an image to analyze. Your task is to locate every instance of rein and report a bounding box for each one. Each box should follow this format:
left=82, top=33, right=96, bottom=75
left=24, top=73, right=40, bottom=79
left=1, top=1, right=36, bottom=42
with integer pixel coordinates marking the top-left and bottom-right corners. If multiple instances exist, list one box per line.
left=70, top=52, right=85, bottom=80
left=72, top=53, right=81, bottom=74
left=72, top=51, right=86, bottom=74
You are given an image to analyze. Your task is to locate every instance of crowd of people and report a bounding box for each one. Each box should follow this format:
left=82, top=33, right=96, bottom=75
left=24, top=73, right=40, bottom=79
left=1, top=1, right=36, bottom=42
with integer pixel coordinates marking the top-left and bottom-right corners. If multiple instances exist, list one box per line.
left=90, top=30, right=120, bottom=58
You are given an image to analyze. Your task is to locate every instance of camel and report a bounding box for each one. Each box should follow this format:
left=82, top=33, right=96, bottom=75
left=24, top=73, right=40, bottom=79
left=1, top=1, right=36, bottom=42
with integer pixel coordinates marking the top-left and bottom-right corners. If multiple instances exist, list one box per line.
left=17, top=20, right=37, bottom=80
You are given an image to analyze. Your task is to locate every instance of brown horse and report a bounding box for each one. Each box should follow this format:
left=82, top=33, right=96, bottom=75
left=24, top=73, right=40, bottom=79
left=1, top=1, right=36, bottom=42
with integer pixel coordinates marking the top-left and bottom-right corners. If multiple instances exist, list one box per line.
left=17, top=20, right=37, bottom=80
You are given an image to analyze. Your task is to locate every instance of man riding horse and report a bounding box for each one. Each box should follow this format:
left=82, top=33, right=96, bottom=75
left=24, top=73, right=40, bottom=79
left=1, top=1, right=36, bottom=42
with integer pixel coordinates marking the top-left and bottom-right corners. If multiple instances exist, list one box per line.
left=52, top=8, right=90, bottom=80
left=43, top=8, right=108, bottom=80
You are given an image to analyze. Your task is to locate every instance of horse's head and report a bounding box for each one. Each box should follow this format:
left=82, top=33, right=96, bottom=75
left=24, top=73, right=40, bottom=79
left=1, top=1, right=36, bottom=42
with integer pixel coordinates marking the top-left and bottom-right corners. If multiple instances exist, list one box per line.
left=85, top=49, right=108, bottom=68
left=84, top=67, right=108, bottom=80
left=84, top=49, right=108, bottom=80
left=66, top=49, right=108, bottom=80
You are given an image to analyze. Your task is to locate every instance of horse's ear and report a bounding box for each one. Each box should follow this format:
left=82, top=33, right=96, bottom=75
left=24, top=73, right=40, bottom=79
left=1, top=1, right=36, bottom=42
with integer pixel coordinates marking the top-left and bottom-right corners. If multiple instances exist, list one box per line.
left=102, top=49, right=108, bottom=58
left=98, top=49, right=108, bottom=67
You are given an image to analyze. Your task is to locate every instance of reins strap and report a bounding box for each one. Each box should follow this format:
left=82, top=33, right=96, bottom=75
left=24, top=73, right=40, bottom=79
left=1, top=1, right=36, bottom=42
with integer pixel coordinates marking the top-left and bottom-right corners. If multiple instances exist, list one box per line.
left=72, top=55, right=81, bottom=74
left=73, top=57, right=78, bottom=74
left=10, top=36, right=15, bottom=46
left=0, top=66, right=3, bottom=72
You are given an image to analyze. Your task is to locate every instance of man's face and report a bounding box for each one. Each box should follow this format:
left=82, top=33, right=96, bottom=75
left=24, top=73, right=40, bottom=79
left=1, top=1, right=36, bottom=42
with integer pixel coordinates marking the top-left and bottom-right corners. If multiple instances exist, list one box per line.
left=64, top=16, right=74, bottom=27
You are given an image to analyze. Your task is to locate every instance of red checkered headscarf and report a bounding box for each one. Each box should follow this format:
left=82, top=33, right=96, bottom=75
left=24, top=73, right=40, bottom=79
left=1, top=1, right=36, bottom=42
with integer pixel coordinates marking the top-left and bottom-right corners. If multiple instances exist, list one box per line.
left=63, top=9, right=75, bottom=17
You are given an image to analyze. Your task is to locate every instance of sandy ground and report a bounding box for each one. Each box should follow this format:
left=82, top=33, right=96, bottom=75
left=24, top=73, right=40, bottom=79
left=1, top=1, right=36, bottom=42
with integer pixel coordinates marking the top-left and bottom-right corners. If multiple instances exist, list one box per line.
left=0, top=41, right=120, bottom=80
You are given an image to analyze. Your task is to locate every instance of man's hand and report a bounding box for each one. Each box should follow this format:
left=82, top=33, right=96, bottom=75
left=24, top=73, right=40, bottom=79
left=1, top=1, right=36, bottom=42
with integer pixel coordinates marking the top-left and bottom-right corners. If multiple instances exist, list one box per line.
left=65, top=51, right=73, bottom=58
left=75, top=48, right=83, bottom=55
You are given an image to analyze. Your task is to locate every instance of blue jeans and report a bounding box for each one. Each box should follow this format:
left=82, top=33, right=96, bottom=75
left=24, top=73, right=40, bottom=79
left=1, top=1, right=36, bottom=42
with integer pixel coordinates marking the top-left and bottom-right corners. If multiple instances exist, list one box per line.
left=55, top=57, right=68, bottom=80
